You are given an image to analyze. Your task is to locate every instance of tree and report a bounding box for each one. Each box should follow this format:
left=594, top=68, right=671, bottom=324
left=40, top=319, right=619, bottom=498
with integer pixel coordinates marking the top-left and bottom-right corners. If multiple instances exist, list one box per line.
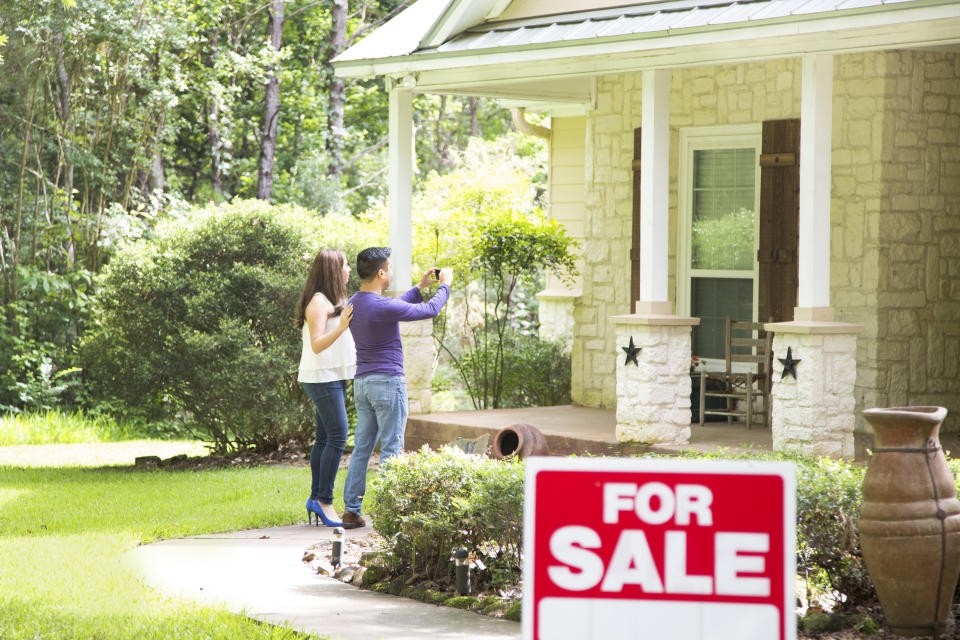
left=412, top=138, right=577, bottom=409
left=256, top=0, right=285, bottom=200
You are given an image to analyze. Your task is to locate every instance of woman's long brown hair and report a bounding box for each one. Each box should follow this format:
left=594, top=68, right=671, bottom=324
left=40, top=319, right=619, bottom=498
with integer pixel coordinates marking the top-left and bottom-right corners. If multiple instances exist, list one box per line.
left=295, top=249, right=348, bottom=328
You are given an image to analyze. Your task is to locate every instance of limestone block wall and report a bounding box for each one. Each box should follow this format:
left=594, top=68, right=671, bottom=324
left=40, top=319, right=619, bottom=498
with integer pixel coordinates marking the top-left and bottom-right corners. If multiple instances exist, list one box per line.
left=575, top=60, right=802, bottom=407
left=875, top=51, right=960, bottom=431
left=572, top=51, right=960, bottom=430
left=832, top=50, right=960, bottom=432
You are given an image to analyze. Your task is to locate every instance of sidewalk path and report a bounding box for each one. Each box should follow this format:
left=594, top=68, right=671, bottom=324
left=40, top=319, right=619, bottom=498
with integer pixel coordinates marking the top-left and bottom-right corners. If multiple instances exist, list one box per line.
left=126, top=523, right=521, bottom=640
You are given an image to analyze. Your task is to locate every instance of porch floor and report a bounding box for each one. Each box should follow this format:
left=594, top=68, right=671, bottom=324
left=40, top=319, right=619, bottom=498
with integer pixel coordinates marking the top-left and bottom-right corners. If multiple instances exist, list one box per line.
left=406, top=405, right=774, bottom=458
left=409, top=405, right=960, bottom=462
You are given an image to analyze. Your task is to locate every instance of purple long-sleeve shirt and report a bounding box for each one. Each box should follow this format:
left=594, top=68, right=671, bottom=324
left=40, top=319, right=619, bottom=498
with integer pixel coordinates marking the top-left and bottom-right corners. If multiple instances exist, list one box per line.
left=348, top=284, right=450, bottom=378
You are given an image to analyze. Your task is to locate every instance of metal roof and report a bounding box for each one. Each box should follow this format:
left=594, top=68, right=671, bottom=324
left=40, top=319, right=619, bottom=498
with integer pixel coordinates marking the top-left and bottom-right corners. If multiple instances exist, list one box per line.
left=420, top=0, right=917, bottom=55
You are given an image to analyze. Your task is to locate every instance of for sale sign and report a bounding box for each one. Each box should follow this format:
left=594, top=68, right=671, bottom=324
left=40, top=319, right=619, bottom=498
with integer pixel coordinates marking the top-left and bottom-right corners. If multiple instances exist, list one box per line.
left=522, top=457, right=795, bottom=640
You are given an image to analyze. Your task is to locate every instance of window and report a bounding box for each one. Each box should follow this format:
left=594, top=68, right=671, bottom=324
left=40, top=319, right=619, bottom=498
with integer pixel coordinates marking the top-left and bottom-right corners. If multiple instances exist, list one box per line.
left=677, top=126, right=761, bottom=363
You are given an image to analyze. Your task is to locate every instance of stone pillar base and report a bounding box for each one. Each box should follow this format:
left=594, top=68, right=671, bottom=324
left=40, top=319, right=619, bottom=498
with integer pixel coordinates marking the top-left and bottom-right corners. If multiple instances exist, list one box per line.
left=536, top=288, right=581, bottom=349
left=611, top=312, right=700, bottom=445
left=765, top=315, right=865, bottom=459
left=400, top=319, right=435, bottom=415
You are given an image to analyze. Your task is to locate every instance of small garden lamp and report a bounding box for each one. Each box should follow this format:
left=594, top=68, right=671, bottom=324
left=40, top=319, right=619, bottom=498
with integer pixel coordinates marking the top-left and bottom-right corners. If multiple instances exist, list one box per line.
left=331, top=527, right=344, bottom=568
left=454, top=548, right=470, bottom=595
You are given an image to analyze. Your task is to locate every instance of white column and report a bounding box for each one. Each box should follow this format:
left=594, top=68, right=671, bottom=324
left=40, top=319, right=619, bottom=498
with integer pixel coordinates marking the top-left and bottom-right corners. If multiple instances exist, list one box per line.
left=639, top=69, right=670, bottom=308
left=797, top=53, right=833, bottom=311
left=388, top=86, right=413, bottom=289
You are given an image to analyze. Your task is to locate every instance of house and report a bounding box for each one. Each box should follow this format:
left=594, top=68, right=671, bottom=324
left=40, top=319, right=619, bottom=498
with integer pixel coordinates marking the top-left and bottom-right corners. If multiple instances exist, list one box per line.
left=334, top=0, right=960, bottom=458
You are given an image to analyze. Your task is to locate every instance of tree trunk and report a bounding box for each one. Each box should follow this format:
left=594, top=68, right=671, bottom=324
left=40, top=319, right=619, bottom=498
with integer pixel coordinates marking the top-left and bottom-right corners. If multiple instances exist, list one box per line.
left=53, top=33, right=75, bottom=239
left=256, top=0, right=284, bottom=200
left=469, top=97, right=479, bottom=137
left=208, top=98, right=223, bottom=196
left=325, top=0, right=348, bottom=179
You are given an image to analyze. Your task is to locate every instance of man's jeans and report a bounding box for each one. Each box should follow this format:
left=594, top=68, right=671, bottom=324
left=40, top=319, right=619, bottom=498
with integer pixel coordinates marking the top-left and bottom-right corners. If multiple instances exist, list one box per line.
left=301, top=380, right=349, bottom=505
left=343, top=374, right=408, bottom=515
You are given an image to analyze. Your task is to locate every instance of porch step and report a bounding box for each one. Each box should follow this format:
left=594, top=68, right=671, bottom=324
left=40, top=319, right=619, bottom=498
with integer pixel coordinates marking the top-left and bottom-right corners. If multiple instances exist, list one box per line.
left=404, top=407, right=640, bottom=457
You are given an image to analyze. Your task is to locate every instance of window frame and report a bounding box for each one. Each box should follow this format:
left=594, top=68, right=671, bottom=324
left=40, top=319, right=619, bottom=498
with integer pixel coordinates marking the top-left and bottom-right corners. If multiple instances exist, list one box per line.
left=676, top=124, right=762, bottom=366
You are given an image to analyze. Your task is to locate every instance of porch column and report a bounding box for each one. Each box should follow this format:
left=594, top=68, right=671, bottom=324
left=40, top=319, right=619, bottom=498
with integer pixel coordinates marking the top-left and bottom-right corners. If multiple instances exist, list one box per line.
left=388, top=82, right=434, bottom=414
left=609, top=69, right=697, bottom=445
left=766, top=53, right=862, bottom=459
left=388, top=84, right=413, bottom=289
left=637, top=68, right=671, bottom=312
left=797, top=53, right=833, bottom=319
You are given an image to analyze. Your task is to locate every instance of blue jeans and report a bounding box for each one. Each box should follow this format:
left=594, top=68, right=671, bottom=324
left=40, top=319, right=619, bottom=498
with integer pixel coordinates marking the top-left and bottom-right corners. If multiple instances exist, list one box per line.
left=343, top=375, right=408, bottom=515
left=302, top=380, right=349, bottom=504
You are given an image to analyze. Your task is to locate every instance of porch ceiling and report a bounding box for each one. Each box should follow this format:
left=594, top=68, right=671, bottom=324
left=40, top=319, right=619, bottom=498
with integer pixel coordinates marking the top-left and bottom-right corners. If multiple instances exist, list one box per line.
left=335, top=0, right=960, bottom=101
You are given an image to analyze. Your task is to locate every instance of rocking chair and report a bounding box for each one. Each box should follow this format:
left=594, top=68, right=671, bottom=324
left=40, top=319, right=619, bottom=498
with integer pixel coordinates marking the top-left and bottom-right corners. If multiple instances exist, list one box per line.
left=698, top=317, right=772, bottom=429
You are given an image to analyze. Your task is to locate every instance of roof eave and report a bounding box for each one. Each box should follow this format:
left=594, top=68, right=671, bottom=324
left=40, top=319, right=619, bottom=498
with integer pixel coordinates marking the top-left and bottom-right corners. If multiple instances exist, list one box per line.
left=334, top=2, right=960, bottom=81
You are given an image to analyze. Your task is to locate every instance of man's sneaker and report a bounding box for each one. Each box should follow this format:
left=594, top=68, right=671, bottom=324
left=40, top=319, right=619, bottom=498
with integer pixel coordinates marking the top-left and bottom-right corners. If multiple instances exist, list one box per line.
left=341, top=510, right=366, bottom=529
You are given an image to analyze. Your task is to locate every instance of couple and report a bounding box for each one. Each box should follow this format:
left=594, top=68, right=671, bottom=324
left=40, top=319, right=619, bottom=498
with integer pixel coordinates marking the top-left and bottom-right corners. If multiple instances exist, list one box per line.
left=296, top=247, right=452, bottom=528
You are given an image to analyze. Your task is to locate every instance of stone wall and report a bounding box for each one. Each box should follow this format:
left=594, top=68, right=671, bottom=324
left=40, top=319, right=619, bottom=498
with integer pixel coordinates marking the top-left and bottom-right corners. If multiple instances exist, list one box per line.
left=575, top=60, right=803, bottom=407
left=875, top=50, right=960, bottom=431
left=568, top=51, right=960, bottom=430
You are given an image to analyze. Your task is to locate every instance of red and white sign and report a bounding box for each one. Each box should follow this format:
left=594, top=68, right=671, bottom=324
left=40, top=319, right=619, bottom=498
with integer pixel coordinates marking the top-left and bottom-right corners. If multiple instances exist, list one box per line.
left=523, top=457, right=796, bottom=640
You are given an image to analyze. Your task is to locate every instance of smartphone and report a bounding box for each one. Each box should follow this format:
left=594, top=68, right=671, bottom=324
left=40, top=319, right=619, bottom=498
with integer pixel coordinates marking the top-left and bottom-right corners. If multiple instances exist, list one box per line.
left=433, top=268, right=441, bottom=279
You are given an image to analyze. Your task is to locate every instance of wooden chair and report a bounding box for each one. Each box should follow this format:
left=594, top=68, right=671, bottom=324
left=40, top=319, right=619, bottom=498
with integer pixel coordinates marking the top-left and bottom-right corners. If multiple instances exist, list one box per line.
left=698, top=317, right=772, bottom=429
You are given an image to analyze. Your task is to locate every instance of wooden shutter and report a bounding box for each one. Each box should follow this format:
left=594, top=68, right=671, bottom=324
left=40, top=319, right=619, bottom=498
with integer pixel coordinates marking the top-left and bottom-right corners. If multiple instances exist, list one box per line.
left=630, top=127, right=641, bottom=312
left=758, top=119, right=800, bottom=323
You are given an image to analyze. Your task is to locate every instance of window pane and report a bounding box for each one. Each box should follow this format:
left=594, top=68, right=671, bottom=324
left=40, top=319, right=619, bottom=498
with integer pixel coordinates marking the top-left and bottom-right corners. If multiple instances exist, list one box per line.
left=691, top=148, right=756, bottom=271
left=691, top=277, right=753, bottom=359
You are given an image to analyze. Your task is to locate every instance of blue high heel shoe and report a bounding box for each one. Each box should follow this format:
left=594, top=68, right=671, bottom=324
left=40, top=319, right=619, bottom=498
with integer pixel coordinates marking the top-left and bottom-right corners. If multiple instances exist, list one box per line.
left=306, top=499, right=343, bottom=527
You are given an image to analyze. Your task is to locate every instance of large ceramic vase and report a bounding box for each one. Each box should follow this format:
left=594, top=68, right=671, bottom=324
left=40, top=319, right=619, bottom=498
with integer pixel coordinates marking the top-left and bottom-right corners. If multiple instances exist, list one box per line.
left=860, top=406, right=960, bottom=636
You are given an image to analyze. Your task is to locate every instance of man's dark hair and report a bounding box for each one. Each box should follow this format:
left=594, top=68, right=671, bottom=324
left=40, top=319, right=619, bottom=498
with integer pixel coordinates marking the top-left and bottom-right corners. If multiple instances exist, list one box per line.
left=357, top=247, right=392, bottom=281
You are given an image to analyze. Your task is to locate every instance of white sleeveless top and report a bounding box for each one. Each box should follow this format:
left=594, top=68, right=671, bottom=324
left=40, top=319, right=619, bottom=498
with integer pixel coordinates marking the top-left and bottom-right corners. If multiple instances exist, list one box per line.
left=297, top=293, right=357, bottom=383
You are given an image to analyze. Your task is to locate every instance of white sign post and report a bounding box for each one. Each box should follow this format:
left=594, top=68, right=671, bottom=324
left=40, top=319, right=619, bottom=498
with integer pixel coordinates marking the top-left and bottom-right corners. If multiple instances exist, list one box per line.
left=523, top=457, right=796, bottom=640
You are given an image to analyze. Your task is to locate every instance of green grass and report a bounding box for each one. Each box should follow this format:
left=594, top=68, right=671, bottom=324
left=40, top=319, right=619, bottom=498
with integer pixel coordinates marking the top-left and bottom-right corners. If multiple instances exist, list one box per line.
left=0, top=460, right=353, bottom=639
left=0, top=410, right=138, bottom=446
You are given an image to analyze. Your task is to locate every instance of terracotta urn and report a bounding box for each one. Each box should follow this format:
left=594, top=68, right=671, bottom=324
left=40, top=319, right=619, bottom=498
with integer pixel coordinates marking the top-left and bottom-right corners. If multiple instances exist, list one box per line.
left=859, top=406, right=960, bottom=636
left=492, top=423, right=548, bottom=459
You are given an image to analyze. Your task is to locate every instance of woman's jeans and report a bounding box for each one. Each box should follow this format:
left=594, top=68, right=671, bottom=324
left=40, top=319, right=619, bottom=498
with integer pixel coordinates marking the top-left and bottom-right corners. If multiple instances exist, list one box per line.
left=301, top=380, right=349, bottom=504
left=344, top=375, right=408, bottom=515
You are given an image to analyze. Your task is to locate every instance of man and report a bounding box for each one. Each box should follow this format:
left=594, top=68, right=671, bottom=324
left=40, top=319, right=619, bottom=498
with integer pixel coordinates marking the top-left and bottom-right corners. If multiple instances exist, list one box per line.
left=341, top=247, right=452, bottom=527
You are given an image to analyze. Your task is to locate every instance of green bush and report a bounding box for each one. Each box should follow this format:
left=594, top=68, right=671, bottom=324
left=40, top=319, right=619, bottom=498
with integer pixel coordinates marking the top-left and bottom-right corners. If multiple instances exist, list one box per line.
left=368, top=447, right=524, bottom=593
left=499, top=334, right=571, bottom=408
left=82, top=200, right=383, bottom=453
left=366, top=448, right=960, bottom=610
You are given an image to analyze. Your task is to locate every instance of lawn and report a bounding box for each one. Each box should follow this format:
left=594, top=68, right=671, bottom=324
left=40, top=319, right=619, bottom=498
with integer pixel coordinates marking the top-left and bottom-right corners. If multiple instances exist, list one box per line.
left=0, top=452, right=350, bottom=640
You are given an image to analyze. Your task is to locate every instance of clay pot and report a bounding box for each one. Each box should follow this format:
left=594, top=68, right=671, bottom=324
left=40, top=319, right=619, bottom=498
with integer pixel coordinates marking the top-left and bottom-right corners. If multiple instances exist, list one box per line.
left=492, top=423, right=548, bottom=459
left=859, top=406, right=960, bottom=636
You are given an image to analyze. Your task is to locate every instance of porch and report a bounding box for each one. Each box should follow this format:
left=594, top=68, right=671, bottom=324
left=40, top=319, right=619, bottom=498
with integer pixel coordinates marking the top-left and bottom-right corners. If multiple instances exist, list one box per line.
left=405, top=406, right=957, bottom=463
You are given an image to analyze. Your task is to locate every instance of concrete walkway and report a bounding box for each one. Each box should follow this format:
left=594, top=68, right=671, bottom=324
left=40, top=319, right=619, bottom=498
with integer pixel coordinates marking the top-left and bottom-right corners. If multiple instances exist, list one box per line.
left=126, top=522, right=521, bottom=640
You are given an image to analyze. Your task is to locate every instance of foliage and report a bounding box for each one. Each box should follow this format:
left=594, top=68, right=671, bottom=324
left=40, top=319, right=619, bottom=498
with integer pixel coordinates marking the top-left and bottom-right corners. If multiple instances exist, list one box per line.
left=0, top=410, right=138, bottom=446
left=794, top=457, right=873, bottom=605
left=691, top=207, right=755, bottom=270
left=0, top=463, right=337, bottom=639
left=368, top=447, right=524, bottom=593
left=368, top=448, right=960, bottom=610
left=498, top=335, right=572, bottom=408
left=80, top=199, right=378, bottom=452
left=0, top=0, right=515, bottom=416
left=412, top=140, right=577, bottom=409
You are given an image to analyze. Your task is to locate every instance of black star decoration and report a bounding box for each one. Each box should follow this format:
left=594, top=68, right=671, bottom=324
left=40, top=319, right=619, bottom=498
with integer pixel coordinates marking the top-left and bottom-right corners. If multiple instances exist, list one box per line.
left=778, top=346, right=801, bottom=380
left=621, top=337, right=641, bottom=367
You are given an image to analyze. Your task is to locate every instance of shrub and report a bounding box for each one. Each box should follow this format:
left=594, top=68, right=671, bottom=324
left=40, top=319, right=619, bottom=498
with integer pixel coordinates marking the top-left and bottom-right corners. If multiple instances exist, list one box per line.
left=366, top=447, right=953, bottom=610
left=368, top=447, right=524, bottom=593
left=499, top=334, right=571, bottom=407
left=82, top=200, right=383, bottom=453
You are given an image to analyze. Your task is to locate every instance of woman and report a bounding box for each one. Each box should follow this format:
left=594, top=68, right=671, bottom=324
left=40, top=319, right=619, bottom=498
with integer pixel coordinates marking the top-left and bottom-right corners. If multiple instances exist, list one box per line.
left=296, top=249, right=356, bottom=527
